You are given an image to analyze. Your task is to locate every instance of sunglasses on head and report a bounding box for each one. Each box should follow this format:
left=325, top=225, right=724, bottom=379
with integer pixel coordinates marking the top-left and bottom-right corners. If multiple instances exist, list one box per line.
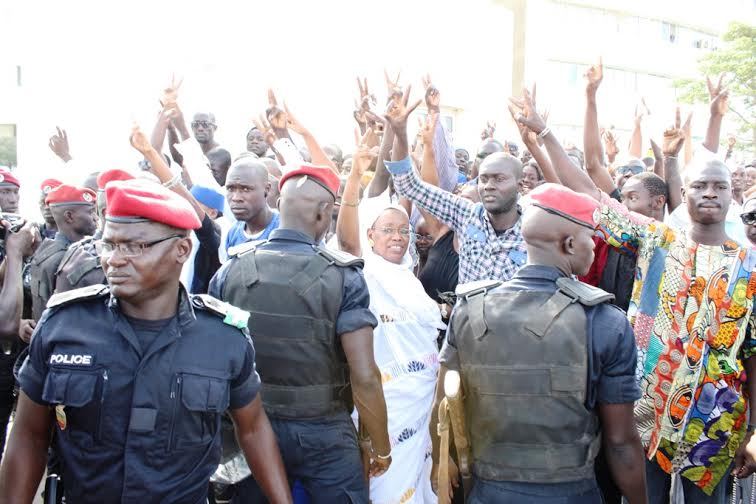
left=740, top=212, right=756, bottom=226
left=191, top=121, right=215, bottom=129
left=617, top=165, right=644, bottom=176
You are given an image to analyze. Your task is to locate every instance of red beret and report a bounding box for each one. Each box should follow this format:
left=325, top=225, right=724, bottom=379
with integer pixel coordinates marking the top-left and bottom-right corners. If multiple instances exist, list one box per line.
left=528, top=183, right=599, bottom=229
left=40, top=178, right=63, bottom=195
left=45, top=184, right=97, bottom=207
left=0, top=168, right=20, bottom=188
left=279, top=163, right=340, bottom=198
left=97, top=169, right=134, bottom=191
left=105, top=179, right=201, bottom=230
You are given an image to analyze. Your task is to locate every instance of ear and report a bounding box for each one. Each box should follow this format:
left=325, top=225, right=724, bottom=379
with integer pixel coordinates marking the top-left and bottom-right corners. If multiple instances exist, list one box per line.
left=174, top=236, right=193, bottom=265
left=563, top=235, right=576, bottom=256
left=264, top=180, right=271, bottom=197
left=680, top=186, right=687, bottom=202
left=653, top=195, right=666, bottom=211
left=367, top=227, right=375, bottom=244
left=64, top=210, right=76, bottom=224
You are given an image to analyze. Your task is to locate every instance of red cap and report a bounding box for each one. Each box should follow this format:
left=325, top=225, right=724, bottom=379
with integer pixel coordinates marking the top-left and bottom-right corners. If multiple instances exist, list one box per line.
left=0, top=168, right=20, bottom=188
left=105, top=179, right=201, bottom=230
left=528, top=183, right=599, bottom=229
left=279, top=163, right=340, bottom=198
left=45, top=184, right=97, bottom=207
left=97, top=169, right=134, bottom=191
left=40, top=178, right=63, bottom=195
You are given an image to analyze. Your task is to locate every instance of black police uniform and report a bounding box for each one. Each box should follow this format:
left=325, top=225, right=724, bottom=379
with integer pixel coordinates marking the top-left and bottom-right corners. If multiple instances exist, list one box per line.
left=17, top=284, right=260, bottom=503
left=53, top=233, right=105, bottom=294
left=210, top=228, right=378, bottom=504
left=29, top=232, right=73, bottom=320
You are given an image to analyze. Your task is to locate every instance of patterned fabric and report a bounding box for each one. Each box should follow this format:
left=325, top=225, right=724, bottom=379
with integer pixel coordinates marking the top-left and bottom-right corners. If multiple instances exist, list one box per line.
left=385, top=156, right=527, bottom=283
left=596, top=192, right=756, bottom=495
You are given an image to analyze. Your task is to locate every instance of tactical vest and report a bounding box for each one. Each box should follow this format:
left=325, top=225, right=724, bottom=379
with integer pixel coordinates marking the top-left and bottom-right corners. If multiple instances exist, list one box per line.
left=30, top=238, right=70, bottom=320
left=54, top=237, right=105, bottom=293
left=453, top=277, right=612, bottom=483
left=223, top=243, right=360, bottom=419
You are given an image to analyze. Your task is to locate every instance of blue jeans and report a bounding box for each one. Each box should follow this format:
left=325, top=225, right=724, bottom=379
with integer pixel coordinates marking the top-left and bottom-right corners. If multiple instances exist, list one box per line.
left=645, top=459, right=729, bottom=504
left=230, top=412, right=367, bottom=504
left=467, top=476, right=603, bottom=503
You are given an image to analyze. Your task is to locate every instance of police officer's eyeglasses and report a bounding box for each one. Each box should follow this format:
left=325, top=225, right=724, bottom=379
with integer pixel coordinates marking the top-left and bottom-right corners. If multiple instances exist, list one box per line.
left=95, top=235, right=184, bottom=258
left=372, top=227, right=412, bottom=237
left=740, top=212, right=756, bottom=226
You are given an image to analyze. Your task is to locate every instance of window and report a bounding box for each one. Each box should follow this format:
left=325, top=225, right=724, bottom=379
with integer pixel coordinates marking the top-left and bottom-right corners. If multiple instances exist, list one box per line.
left=0, top=124, right=17, bottom=169
left=662, top=22, right=678, bottom=44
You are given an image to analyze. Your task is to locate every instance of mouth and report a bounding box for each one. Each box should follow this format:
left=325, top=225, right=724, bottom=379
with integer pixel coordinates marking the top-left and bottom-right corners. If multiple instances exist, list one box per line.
left=483, top=195, right=497, bottom=202
left=107, top=275, right=130, bottom=285
left=699, top=203, right=721, bottom=209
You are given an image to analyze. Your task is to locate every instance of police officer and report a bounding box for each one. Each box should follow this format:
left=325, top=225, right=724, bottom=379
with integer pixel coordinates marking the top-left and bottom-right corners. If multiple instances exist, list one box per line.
left=29, top=184, right=97, bottom=320
left=0, top=179, right=292, bottom=503
left=210, top=164, right=391, bottom=503
left=38, top=179, right=63, bottom=239
left=432, top=184, right=647, bottom=503
left=0, top=217, right=39, bottom=462
left=54, top=170, right=135, bottom=294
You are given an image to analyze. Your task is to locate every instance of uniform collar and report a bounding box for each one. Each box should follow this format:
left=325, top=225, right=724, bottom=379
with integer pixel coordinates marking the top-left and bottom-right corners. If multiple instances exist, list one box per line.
left=108, top=284, right=197, bottom=327
left=268, top=228, right=318, bottom=245
left=513, top=264, right=570, bottom=282
left=54, top=232, right=73, bottom=246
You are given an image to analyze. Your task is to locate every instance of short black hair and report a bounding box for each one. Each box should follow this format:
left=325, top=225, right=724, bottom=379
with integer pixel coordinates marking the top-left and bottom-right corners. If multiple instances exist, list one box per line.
left=207, top=148, right=232, bottom=171
left=633, top=172, right=668, bottom=200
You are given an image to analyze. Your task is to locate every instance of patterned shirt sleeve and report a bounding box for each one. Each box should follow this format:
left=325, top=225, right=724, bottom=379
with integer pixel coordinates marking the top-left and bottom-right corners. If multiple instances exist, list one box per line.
left=595, top=191, right=655, bottom=258
left=741, top=311, right=756, bottom=360
left=385, top=156, right=474, bottom=234
left=433, top=120, right=459, bottom=193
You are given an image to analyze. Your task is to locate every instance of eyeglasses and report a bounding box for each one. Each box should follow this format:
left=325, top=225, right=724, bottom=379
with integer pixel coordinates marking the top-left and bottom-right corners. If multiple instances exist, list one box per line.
left=95, top=235, right=184, bottom=258
left=740, top=212, right=756, bottom=226
left=191, top=121, right=216, bottom=129
left=415, top=233, right=433, bottom=241
left=617, top=165, right=644, bottom=176
left=372, top=226, right=412, bottom=237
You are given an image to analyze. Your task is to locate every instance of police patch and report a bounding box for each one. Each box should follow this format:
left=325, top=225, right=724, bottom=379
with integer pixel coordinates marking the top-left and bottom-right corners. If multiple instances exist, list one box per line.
left=49, top=354, right=94, bottom=366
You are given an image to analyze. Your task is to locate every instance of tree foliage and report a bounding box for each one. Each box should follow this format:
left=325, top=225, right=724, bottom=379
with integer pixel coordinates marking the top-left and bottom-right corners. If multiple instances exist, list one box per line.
left=674, top=22, right=755, bottom=155
left=0, top=137, right=16, bottom=168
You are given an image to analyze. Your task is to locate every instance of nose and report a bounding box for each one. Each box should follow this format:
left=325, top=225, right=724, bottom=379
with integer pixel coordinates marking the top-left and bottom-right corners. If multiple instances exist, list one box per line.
left=104, top=250, right=127, bottom=268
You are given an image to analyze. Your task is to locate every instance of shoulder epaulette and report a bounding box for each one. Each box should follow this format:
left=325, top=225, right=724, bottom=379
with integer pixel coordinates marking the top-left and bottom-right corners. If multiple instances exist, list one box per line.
left=46, top=284, right=109, bottom=309
left=455, top=279, right=502, bottom=298
left=191, top=294, right=250, bottom=330
left=228, top=241, right=258, bottom=258
left=556, top=277, right=614, bottom=306
left=316, top=246, right=365, bottom=268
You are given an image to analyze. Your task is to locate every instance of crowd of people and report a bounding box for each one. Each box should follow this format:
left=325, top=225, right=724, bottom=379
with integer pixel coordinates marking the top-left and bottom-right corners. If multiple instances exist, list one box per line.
left=0, top=59, right=753, bottom=504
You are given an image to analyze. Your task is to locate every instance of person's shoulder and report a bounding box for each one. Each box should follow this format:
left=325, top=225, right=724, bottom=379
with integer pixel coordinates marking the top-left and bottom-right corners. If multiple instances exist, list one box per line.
left=45, top=284, right=110, bottom=313
left=316, top=246, right=365, bottom=269
left=189, top=294, right=250, bottom=336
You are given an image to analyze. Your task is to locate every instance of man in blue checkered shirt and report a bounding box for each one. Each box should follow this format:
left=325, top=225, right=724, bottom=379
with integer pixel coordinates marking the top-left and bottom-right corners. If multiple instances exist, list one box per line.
left=383, top=106, right=527, bottom=284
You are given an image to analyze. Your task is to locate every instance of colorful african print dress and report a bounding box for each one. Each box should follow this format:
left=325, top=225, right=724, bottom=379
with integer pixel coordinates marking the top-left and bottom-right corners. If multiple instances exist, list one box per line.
left=596, top=193, right=756, bottom=495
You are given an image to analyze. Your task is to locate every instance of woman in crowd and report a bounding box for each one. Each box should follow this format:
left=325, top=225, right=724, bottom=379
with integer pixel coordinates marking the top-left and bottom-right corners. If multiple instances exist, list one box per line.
left=337, top=134, right=443, bottom=503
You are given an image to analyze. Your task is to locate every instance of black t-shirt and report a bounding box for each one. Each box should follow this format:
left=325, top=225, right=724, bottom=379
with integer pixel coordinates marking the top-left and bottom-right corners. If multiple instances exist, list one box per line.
left=124, top=315, right=174, bottom=356
left=418, top=230, right=459, bottom=303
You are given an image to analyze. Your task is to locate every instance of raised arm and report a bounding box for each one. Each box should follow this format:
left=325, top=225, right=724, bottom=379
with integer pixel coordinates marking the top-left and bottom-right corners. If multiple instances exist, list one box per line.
left=661, top=108, right=690, bottom=212
left=510, top=85, right=558, bottom=184
left=421, top=74, right=461, bottom=193
left=279, top=97, right=339, bottom=175
left=703, top=74, right=729, bottom=154
left=130, top=125, right=206, bottom=222
left=336, top=131, right=377, bottom=257
left=582, top=58, right=616, bottom=194
left=512, top=87, right=600, bottom=199
left=416, top=113, right=450, bottom=238
left=628, top=99, right=648, bottom=159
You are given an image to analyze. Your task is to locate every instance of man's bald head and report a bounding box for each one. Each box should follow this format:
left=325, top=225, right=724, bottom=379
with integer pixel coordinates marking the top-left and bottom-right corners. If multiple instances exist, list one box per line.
left=226, top=158, right=269, bottom=183
left=521, top=206, right=595, bottom=277
left=278, top=175, right=335, bottom=242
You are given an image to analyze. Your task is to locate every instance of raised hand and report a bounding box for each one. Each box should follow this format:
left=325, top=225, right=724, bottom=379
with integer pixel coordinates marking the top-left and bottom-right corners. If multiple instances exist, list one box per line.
left=480, top=121, right=496, bottom=141
left=421, top=74, right=440, bottom=112
left=584, top=57, right=603, bottom=95
left=253, top=115, right=278, bottom=146
left=419, top=112, right=438, bottom=147
left=662, top=107, right=692, bottom=157
left=602, top=128, right=620, bottom=161
left=160, top=74, right=183, bottom=107
left=266, top=89, right=288, bottom=130
left=384, top=68, right=402, bottom=102
left=634, top=100, right=648, bottom=127
left=351, top=128, right=379, bottom=178
left=509, top=84, right=547, bottom=136
left=706, top=73, right=729, bottom=116
left=130, top=124, right=154, bottom=155
left=383, top=85, right=422, bottom=133
left=48, top=126, right=72, bottom=162
left=283, top=103, right=308, bottom=136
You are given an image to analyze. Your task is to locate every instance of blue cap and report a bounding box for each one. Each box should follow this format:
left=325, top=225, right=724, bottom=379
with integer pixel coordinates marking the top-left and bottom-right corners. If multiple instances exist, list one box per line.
left=190, top=185, right=225, bottom=214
